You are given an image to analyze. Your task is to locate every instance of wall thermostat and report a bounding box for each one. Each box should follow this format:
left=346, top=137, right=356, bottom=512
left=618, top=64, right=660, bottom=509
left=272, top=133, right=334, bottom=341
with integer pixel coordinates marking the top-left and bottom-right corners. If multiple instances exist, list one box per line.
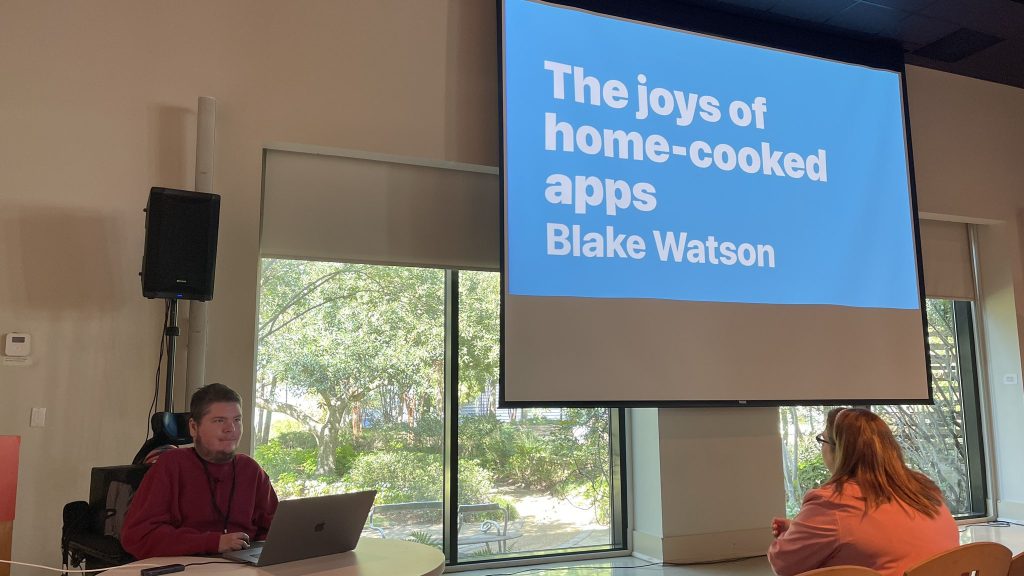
left=4, top=333, right=31, bottom=357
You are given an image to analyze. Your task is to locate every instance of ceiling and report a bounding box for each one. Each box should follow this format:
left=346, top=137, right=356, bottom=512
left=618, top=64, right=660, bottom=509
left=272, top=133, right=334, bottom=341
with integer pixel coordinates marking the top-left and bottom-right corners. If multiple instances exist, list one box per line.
left=678, top=0, right=1024, bottom=88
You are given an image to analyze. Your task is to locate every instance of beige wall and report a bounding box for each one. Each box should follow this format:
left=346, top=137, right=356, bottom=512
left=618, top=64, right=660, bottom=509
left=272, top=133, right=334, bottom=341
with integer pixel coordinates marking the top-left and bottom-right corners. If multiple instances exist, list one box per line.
left=0, top=1, right=497, bottom=569
left=1, top=1, right=1023, bottom=570
left=904, top=66, right=1024, bottom=521
left=905, top=67, right=1024, bottom=221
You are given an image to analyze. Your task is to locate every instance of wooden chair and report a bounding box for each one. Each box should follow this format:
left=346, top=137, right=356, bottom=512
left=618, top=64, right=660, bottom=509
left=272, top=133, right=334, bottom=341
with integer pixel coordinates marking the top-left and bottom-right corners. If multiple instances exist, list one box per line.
left=1007, top=552, right=1024, bottom=576
left=798, top=566, right=884, bottom=576
left=904, top=542, right=1011, bottom=576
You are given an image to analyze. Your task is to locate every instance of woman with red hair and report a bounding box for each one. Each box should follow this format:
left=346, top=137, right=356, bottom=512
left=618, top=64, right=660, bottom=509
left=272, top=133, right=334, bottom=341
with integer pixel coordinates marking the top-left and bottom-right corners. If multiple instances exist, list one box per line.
left=768, top=408, right=958, bottom=576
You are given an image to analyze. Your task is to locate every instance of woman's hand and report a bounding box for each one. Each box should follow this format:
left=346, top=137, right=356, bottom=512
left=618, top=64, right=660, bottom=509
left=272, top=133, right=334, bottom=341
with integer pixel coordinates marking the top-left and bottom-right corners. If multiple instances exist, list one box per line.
left=218, top=532, right=250, bottom=552
left=771, top=517, right=791, bottom=538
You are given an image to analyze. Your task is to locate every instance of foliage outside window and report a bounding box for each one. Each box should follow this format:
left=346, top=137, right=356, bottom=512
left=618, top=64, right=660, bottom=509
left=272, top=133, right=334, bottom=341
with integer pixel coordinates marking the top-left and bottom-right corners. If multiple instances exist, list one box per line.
left=253, top=260, right=622, bottom=563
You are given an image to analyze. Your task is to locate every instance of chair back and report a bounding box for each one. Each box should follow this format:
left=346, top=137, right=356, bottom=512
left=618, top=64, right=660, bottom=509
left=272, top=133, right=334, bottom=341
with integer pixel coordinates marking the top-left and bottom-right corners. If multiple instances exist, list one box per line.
left=1008, top=552, right=1024, bottom=576
left=798, top=566, right=884, bottom=576
left=904, top=542, right=1011, bottom=576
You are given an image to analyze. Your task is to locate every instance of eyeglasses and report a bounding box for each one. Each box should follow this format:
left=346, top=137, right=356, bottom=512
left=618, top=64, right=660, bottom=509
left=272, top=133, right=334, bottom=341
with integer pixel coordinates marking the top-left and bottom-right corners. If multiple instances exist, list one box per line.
left=815, top=433, right=835, bottom=446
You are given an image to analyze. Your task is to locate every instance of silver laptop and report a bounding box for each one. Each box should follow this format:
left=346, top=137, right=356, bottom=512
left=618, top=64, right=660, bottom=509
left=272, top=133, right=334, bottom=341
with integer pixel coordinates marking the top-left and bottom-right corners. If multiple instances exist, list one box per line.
left=224, top=490, right=377, bottom=567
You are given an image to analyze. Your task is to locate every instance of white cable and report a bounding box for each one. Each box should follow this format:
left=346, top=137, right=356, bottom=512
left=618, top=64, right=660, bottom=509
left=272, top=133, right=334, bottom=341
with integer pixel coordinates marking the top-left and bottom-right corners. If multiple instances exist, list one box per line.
left=0, top=559, right=159, bottom=573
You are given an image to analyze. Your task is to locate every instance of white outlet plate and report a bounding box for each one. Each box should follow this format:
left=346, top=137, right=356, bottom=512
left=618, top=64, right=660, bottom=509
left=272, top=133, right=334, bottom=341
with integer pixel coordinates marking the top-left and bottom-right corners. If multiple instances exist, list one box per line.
left=30, top=407, right=46, bottom=427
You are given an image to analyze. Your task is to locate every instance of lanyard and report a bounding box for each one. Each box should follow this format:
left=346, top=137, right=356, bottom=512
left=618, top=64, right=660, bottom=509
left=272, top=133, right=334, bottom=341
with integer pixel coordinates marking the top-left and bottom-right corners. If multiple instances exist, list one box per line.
left=192, top=448, right=237, bottom=534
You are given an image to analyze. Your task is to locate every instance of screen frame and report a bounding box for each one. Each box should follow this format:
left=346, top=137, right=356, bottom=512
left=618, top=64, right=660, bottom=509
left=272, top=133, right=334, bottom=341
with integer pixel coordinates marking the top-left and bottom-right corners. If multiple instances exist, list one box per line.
left=497, top=0, right=932, bottom=408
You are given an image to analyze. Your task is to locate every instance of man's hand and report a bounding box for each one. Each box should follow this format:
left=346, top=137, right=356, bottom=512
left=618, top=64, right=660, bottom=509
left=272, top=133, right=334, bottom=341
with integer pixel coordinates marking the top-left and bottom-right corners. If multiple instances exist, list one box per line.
left=218, top=532, right=250, bottom=553
left=771, top=517, right=791, bottom=538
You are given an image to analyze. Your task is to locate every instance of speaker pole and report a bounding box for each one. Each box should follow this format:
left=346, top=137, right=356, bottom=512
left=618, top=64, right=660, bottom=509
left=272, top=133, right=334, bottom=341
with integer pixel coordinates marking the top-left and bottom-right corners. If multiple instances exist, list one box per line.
left=165, top=299, right=179, bottom=412
left=186, top=96, right=216, bottom=399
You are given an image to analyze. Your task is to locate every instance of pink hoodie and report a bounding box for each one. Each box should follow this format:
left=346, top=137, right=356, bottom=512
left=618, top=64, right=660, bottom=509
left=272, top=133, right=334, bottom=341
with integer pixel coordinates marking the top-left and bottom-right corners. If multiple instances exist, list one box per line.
left=769, top=483, right=958, bottom=576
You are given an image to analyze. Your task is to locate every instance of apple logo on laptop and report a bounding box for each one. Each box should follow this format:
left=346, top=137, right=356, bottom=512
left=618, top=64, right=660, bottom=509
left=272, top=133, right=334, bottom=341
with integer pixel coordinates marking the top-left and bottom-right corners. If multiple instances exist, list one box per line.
left=314, top=522, right=326, bottom=532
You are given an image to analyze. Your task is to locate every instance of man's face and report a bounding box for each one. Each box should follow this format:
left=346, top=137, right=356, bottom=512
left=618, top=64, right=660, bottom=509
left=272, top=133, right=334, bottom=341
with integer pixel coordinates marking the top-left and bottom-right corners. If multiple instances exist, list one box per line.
left=190, top=401, right=242, bottom=463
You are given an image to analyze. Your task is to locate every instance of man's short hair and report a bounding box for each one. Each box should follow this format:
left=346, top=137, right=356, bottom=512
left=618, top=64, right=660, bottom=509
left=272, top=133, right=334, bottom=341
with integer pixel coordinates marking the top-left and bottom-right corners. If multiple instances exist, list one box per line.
left=189, top=383, right=242, bottom=423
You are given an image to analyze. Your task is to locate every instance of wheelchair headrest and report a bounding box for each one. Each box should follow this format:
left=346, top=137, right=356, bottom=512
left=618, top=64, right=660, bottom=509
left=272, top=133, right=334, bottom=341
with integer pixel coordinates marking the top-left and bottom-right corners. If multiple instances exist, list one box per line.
left=150, top=412, right=192, bottom=444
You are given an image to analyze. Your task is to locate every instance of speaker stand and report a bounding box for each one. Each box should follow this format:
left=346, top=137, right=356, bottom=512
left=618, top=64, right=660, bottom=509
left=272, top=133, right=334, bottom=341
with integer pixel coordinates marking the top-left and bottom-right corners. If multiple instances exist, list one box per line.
left=164, top=299, right=180, bottom=412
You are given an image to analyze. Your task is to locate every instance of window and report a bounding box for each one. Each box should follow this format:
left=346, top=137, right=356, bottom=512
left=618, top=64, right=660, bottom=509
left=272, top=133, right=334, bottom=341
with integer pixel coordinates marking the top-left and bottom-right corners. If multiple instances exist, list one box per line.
left=254, top=261, right=445, bottom=508
left=253, top=260, right=627, bottom=565
left=779, top=299, right=986, bottom=517
left=455, top=270, right=625, bottom=560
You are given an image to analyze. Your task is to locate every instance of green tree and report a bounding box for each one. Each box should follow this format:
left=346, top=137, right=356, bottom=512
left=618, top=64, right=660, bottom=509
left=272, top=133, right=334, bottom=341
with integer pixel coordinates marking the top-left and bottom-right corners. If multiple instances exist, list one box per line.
left=457, top=271, right=501, bottom=403
left=256, top=260, right=445, bottom=475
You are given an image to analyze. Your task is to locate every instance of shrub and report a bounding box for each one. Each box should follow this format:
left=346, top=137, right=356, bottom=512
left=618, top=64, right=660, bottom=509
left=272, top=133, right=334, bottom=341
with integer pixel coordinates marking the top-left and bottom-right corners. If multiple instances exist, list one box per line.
left=459, top=415, right=564, bottom=490
left=355, top=416, right=444, bottom=453
left=456, top=458, right=495, bottom=505
left=406, top=530, right=442, bottom=550
left=343, top=450, right=494, bottom=505
left=273, top=474, right=348, bottom=499
left=334, top=444, right=358, bottom=476
left=796, top=442, right=830, bottom=492
left=276, top=430, right=317, bottom=450
left=488, top=494, right=520, bottom=521
left=345, top=451, right=441, bottom=503
left=254, top=435, right=317, bottom=480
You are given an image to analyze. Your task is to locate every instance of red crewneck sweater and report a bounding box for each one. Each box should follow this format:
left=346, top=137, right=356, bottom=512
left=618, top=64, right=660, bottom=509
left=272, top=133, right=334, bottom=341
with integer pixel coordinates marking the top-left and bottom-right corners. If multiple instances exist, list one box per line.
left=121, top=447, right=278, bottom=559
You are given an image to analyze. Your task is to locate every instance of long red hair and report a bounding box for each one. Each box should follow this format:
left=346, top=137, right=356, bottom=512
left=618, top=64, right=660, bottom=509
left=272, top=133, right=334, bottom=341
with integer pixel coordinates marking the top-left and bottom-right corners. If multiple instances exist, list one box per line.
left=825, top=408, right=945, bottom=517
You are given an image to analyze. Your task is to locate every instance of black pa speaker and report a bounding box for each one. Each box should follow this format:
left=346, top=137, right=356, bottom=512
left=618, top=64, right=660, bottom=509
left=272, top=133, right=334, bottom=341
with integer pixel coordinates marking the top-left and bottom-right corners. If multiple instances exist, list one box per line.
left=141, top=187, right=220, bottom=301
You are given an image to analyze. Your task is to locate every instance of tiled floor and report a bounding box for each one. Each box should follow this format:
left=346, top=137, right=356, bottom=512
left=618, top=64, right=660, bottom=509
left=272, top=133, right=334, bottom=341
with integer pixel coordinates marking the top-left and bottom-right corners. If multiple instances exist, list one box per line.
left=451, top=521, right=1024, bottom=576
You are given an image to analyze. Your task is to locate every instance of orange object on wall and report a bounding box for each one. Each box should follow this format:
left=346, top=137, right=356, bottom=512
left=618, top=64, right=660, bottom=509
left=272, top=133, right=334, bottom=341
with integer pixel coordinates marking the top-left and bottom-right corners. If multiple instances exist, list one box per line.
left=0, top=435, right=19, bottom=576
left=0, top=436, right=19, bottom=522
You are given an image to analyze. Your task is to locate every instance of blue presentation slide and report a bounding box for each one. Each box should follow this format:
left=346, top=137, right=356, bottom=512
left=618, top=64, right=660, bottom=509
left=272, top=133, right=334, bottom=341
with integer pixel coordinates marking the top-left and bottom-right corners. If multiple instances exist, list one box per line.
left=504, top=0, right=920, bottom=309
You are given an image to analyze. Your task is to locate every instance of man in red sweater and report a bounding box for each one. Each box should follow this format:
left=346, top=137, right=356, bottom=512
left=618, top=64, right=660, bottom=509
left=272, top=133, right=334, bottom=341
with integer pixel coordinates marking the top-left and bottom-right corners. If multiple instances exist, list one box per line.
left=121, top=383, right=279, bottom=559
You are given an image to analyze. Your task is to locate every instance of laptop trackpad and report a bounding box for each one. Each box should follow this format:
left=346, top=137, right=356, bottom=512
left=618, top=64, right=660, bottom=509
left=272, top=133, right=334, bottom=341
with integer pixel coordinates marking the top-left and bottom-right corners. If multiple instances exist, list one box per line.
left=224, top=543, right=264, bottom=564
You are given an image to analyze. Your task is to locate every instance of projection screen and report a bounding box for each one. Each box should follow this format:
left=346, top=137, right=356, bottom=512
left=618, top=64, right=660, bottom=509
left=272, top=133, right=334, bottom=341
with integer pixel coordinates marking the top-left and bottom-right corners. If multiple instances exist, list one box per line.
left=500, top=0, right=930, bottom=406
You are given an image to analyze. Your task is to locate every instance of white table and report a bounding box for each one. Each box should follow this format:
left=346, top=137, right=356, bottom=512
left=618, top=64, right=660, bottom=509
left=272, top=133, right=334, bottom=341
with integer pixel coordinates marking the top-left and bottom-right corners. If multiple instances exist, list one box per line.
left=107, top=538, right=444, bottom=576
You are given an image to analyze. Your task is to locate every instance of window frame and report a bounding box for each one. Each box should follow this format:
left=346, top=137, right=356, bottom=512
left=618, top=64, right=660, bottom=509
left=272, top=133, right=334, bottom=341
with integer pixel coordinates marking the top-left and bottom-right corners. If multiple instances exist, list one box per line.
left=253, top=263, right=631, bottom=567
left=445, top=269, right=630, bottom=567
left=876, top=300, right=987, bottom=518
left=952, top=300, right=988, bottom=517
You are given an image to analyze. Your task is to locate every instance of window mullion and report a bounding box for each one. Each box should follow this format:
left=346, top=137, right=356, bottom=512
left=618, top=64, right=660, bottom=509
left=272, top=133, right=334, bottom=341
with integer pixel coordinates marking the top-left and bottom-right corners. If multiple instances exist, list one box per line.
left=443, top=269, right=460, bottom=561
left=954, top=301, right=987, bottom=515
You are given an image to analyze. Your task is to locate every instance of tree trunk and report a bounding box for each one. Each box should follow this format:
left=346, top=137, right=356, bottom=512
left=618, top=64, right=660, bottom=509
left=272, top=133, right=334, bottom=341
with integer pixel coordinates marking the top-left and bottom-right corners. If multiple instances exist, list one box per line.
left=257, top=375, right=278, bottom=445
left=255, top=407, right=266, bottom=445
left=404, top=391, right=417, bottom=427
left=316, top=417, right=339, bottom=477
left=351, top=404, right=363, bottom=437
left=779, top=408, right=797, bottom=510
left=789, top=408, right=802, bottom=497
left=315, top=398, right=347, bottom=476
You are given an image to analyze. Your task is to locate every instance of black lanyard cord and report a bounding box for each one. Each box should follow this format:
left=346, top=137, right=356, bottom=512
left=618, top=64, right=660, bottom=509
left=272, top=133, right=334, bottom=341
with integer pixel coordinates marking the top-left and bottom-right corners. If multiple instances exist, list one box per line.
left=192, top=448, right=237, bottom=534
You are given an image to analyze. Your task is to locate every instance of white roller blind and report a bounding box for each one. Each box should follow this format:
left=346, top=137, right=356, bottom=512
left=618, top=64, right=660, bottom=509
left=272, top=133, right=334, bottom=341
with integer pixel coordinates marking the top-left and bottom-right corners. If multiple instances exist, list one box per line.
left=261, top=148, right=500, bottom=270
left=919, top=219, right=974, bottom=300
